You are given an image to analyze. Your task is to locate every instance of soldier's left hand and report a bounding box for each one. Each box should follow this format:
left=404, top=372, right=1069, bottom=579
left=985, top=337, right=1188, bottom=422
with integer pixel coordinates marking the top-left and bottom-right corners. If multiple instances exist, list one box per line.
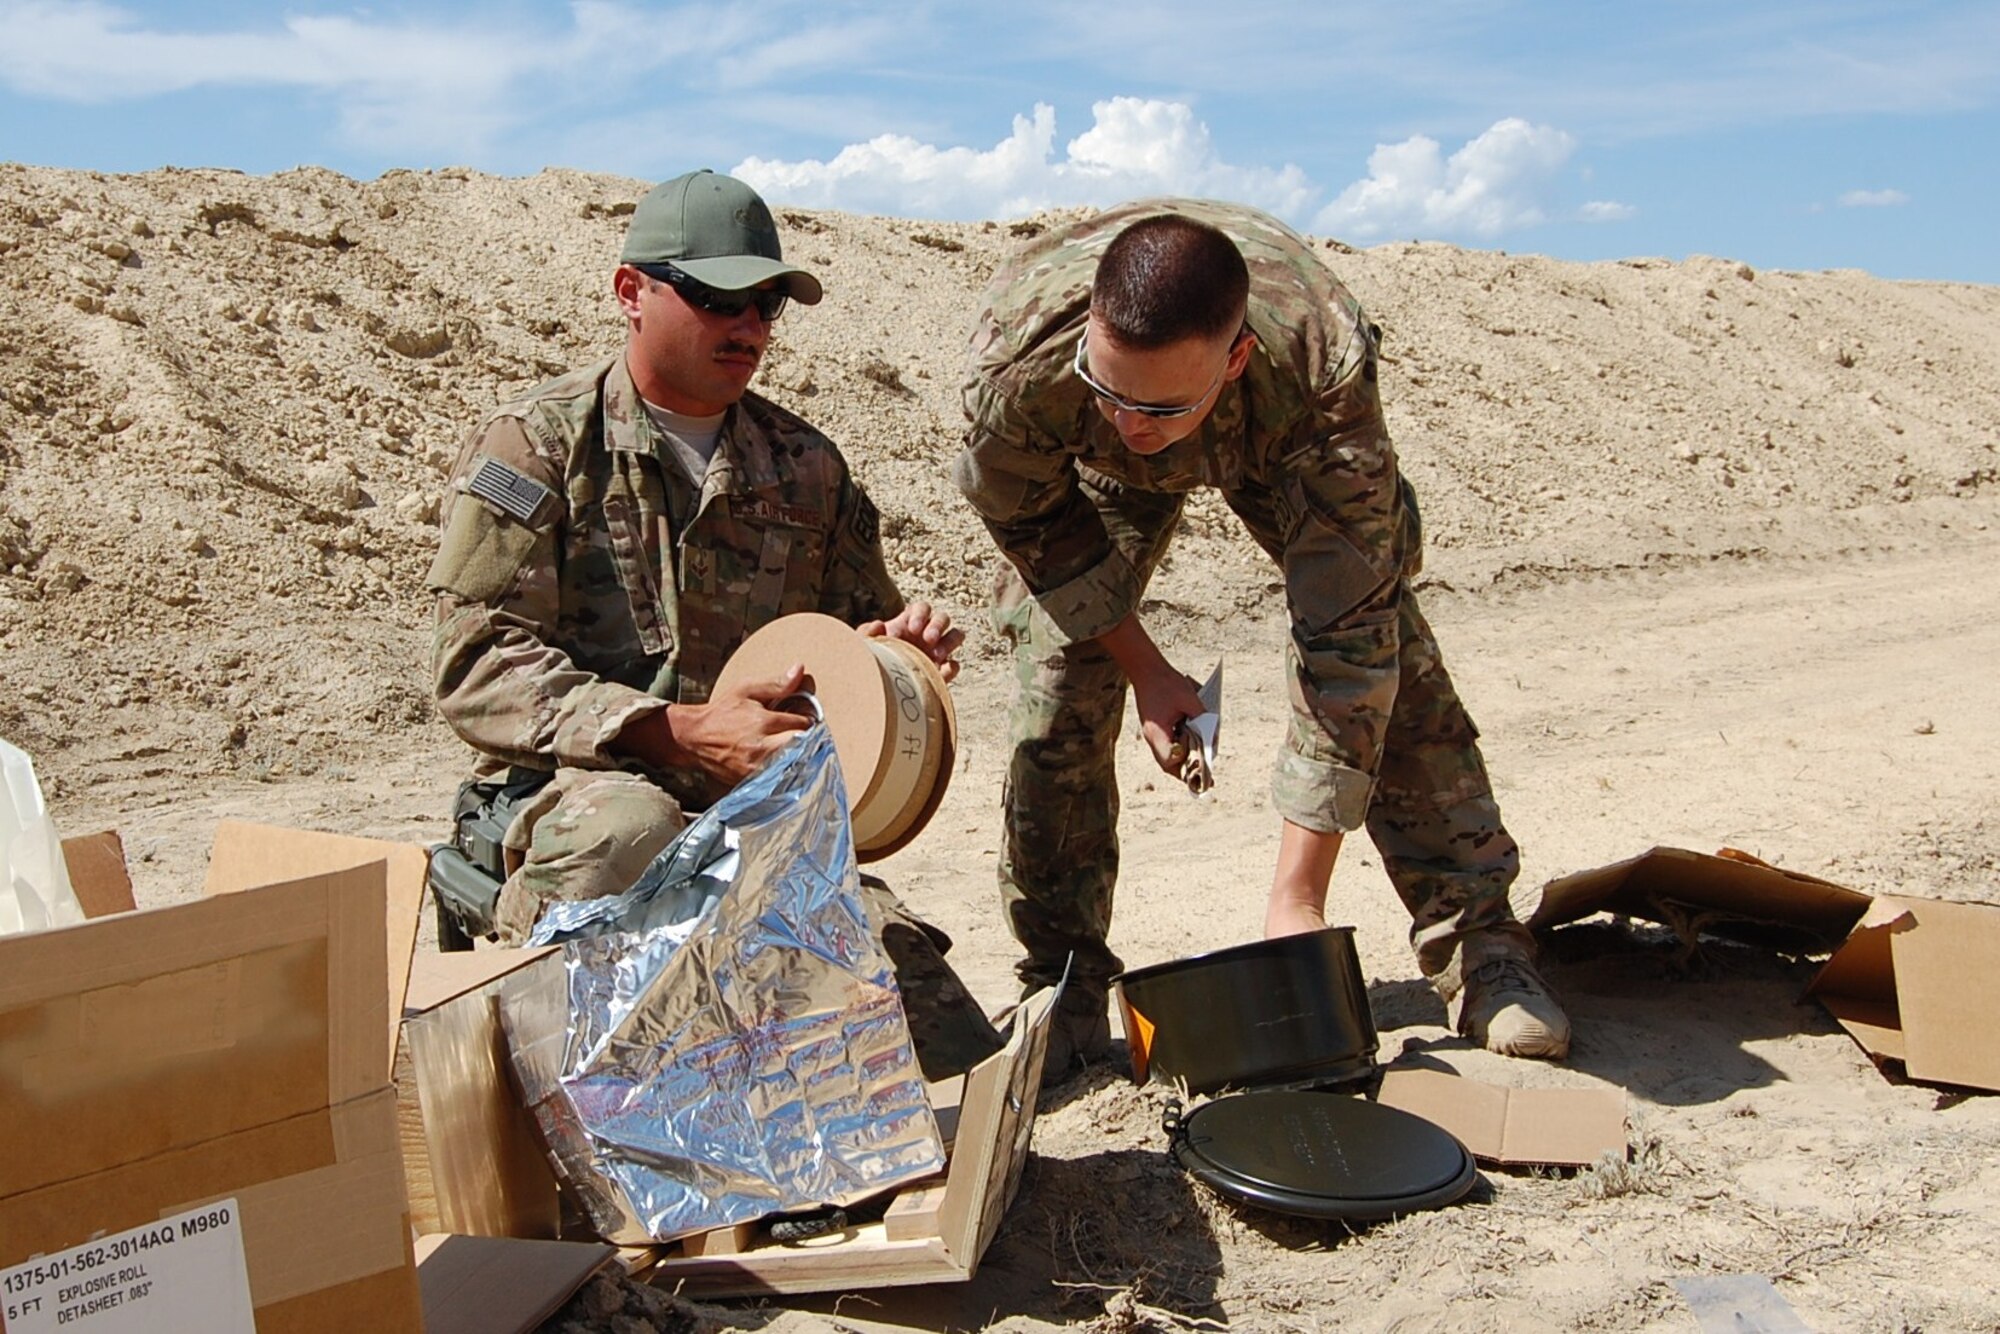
left=860, top=601, right=964, bottom=683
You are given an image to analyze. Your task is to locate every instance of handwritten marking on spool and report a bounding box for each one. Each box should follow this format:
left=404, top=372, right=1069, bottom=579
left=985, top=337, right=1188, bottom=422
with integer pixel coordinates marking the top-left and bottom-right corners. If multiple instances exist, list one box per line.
left=848, top=638, right=935, bottom=848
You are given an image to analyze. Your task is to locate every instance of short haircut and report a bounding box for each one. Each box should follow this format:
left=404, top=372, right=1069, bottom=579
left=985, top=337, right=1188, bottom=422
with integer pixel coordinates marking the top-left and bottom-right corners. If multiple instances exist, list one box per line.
left=1090, top=214, right=1249, bottom=349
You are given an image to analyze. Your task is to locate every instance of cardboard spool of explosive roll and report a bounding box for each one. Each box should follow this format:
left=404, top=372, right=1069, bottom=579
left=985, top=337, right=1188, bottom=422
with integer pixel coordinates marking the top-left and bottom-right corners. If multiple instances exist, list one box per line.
left=714, top=612, right=956, bottom=860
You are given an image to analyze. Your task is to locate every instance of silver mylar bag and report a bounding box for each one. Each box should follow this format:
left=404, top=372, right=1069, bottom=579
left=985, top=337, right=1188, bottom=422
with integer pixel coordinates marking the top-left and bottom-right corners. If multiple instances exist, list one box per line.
left=500, top=721, right=945, bottom=1244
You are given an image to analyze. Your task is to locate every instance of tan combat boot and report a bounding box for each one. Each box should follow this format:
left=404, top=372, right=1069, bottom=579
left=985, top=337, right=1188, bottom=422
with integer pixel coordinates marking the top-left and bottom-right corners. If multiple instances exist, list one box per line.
left=1452, top=953, right=1571, bottom=1059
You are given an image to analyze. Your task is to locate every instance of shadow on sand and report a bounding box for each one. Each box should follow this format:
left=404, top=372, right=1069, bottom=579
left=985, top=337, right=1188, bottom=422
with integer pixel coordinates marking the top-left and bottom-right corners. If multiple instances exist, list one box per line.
left=738, top=1139, right=1227, bottom=1332
left=1372, top=921, right=1842, bottom=1107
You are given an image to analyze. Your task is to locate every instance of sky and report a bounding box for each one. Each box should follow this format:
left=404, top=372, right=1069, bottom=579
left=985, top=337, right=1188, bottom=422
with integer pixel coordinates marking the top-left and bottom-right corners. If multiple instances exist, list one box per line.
left=3, top=1, right=1997, bottom=284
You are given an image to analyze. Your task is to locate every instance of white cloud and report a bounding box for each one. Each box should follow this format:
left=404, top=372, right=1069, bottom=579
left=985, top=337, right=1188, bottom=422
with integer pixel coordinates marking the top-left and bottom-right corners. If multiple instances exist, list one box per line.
left=1311, top=118, right=1577, bottom=241
left=1838, top=188, right=1909, bottom=208
left=0, top=4, right=1593, bottom=248
left=0, top=0, right=586, bottom=154
left=1578, top=199, right=1637, bottom=223
left=733, top=98, right=1315, bottom=221
left=0, top=0, right=893, bottom=160
left=1, top=2, right=514, bottom=98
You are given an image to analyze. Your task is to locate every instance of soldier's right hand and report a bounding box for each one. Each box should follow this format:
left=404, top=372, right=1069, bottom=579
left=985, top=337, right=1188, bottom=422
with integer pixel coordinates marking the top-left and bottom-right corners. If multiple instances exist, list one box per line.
left=620, top=664, right=811, bottom=787
left=1131, top=667, right=1206, bottom=777
left=1095, top=612, right=1205, bottom=777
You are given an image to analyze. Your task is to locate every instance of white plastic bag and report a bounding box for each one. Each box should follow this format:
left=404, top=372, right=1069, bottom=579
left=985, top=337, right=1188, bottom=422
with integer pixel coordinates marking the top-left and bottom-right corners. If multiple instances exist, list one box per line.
left=1, top=736, right=85, bottom=934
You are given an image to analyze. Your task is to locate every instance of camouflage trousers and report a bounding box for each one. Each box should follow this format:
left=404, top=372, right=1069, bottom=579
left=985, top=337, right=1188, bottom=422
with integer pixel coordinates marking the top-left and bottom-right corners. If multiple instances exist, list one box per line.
left=489, top=766, right=1003, bottom=1080
left=992, top=476, right=1532, bottom=1004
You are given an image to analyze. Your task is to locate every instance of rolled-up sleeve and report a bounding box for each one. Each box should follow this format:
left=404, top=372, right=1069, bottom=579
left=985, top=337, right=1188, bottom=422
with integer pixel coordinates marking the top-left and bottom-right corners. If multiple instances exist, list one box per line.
left=953, top=377, right=1138, bottom=647
left=427, top=415, right=665, bottom=770
left=1268, top=352, right=1408, bottom=833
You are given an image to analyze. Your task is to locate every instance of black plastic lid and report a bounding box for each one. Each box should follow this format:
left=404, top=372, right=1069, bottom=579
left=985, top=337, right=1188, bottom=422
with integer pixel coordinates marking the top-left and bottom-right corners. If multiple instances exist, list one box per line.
left=1170, top=1091, right=1476, bottom=1222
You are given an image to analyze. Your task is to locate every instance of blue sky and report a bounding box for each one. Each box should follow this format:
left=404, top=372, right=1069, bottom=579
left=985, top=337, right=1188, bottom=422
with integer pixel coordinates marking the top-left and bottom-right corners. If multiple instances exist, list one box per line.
left=3, top=1, right=1997, bottom=283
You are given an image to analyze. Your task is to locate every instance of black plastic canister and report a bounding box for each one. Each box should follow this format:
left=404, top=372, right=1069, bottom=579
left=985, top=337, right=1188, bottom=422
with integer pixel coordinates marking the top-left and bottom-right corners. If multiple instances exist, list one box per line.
left=1112, top=927, right=1379, bottom=1094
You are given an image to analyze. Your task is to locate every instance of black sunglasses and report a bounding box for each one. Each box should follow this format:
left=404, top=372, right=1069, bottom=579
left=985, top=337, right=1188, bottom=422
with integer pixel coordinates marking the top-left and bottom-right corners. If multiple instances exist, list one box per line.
left=635, top=262, right=787, bottom=322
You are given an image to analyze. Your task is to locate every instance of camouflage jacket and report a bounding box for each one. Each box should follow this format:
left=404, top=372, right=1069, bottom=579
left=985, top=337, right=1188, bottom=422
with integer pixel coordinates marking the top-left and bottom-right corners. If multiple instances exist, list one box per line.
left=429, top=353, right=902, bottom=807
left=955, top=198, right=1418, bottom=830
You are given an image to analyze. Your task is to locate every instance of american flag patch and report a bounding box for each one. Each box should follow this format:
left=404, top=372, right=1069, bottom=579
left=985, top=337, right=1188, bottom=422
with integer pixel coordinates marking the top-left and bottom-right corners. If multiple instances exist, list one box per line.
left=467, top=456, right=554, bottom=525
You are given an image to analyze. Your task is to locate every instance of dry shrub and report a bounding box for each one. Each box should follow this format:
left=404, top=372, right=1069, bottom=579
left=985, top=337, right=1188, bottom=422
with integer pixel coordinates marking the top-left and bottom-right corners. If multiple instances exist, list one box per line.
left=1080, top=1288, right=1227, bottom=1334
left=1575, top=1136, right=1666, bottom=1200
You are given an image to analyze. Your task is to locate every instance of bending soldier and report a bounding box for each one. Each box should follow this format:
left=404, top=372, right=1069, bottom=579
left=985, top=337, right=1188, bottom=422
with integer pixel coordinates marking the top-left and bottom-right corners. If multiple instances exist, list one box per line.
left=954, top=200, right=1570, bottom=1082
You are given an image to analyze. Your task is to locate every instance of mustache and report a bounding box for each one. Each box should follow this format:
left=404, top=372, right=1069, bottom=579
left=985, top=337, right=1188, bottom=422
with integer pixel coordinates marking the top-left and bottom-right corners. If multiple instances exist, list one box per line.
left=719, top=339, right=763, bottom=360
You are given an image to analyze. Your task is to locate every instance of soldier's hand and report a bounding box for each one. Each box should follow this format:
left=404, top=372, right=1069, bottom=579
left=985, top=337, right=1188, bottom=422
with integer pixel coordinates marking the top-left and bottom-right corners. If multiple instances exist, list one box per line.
left=1130, top=665, right=1206, bottom=777
left=859, top=601, right=964, bottom=683
left=627, top=664, right=812, bottom=787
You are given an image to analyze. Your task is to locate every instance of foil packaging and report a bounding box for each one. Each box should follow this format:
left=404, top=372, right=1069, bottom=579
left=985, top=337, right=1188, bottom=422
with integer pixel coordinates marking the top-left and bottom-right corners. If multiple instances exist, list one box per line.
left=500, top=722, right=945, bottom=1244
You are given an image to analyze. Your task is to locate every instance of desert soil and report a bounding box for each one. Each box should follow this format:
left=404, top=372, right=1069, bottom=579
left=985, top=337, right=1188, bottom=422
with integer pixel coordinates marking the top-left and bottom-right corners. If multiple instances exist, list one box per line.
left=4, top=163, right=1999, bottom=1333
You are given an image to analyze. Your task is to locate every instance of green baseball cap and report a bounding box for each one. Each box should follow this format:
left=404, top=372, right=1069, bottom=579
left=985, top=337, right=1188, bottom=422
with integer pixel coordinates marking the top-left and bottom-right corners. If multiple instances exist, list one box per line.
left=620, top=169, right=823, bottom=304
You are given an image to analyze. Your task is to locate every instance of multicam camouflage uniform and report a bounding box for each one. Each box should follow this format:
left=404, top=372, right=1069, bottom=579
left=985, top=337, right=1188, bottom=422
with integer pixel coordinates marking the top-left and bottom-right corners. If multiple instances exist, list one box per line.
left=429, top=352, right=1001, bottom=1078
left=954, top=199, right=1534, bottom=1004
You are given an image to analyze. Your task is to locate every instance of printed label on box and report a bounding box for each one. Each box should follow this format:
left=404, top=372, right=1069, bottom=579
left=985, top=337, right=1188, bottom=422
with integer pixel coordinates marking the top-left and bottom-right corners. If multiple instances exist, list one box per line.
left=1, top=1198, right=254, bottom=1333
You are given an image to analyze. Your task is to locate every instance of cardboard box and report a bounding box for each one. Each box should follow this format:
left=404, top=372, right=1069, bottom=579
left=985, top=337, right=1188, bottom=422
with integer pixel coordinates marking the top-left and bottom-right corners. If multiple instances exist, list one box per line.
left=0, top=822, right=426, bottom=1331
left=1806, top=895, right=2000, bottom=1093
left=397, top=947, right=565, bottom=1241
left=1530, top=846, right=1871, bottom=953
left=201, top=821, right=429, bottom=1059
left=56, top=830, right=136, bottom=919
left=1539, top=845, right=2000, bottom=1094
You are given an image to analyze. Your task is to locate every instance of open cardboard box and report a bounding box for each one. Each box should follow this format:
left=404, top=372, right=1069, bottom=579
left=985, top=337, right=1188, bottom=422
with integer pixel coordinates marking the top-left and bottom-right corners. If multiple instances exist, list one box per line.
left=0, top=821, right=428, bottom=1331
left=395, top=940, right=1058, bottom=1300
left=1535, top=845, right=2000, bottom=1094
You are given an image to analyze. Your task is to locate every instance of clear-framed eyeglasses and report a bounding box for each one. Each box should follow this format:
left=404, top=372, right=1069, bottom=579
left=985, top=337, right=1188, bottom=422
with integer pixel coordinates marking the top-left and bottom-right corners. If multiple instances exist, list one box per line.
left=1071, top=327, right=1248, bottom=419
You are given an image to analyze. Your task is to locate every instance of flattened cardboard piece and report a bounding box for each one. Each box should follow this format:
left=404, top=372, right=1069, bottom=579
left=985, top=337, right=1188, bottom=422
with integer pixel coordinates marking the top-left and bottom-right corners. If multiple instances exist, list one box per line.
left=416, top=1233, right=617, bottom=1334
left=60, top=829, right=136, bottom=918
left=1879, top=898, right=2000, bottom=1090
left=1806, top=895, right=2000, bottom=1091
left=1376, top=1067, right=1628, bottom=1168
left=1531, top=846, right=1871, bottom=952
left=924, top=1071, right=965, bottom=1148
left=647, top=985, right=1057, bottom=1296
left=398, top=947, right=564, bottom=1239
left=0, top=864, right=388, bottom=1199
left=204, top=819, right=429, bottom=1061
